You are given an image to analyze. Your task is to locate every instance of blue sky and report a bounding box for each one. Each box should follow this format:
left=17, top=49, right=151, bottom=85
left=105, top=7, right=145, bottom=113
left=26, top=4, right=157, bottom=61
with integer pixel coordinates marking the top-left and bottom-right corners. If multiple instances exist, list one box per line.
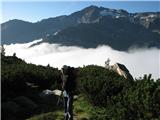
left=1, top=1, right=160, bottom=23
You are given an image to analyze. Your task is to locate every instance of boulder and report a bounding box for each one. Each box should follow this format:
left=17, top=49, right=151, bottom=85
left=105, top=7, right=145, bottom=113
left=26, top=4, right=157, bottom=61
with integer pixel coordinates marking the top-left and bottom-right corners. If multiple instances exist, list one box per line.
left=110, top=63, right=133, bottom=80
left=53, top=89, right=62, bottom=96
left=39, top=89, right=54, bottom=97
left=39, top=90, right=58, bottom=106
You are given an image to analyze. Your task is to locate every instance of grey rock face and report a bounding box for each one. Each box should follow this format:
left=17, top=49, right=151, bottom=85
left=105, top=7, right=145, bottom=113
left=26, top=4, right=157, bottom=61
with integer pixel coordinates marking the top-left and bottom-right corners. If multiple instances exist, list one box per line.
left=110, top=63, right=133, bottom=80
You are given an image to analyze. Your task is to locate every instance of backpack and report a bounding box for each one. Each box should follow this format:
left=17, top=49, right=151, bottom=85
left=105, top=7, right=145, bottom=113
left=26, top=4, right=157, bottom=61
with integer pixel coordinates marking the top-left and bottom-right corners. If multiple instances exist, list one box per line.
left=64, top=66, right=77, bottom=92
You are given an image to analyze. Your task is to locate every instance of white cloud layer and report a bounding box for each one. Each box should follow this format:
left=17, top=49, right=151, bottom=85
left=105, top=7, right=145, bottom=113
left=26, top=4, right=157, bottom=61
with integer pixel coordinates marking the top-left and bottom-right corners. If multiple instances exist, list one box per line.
left=4, top=39, right=160, bottom=79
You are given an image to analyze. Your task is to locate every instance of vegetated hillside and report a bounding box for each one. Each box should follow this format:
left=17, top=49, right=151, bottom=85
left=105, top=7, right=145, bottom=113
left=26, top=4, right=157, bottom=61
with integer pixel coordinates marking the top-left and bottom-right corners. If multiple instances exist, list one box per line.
left=2, top=5, right=160, bottom=50
left=1, top=54, right=61, bottom=120
left=1, top=55, right=160, bottom=120
left=78, top=65, right=160, bottom=120
left=42, top=16, right=160, bottom=51
left=1, top=55, right=61, bottom=99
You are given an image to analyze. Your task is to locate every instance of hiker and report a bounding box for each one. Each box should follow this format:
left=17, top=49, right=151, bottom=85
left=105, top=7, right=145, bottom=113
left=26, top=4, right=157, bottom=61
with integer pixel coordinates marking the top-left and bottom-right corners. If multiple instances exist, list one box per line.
left=61, top=65, right=77, bottom=120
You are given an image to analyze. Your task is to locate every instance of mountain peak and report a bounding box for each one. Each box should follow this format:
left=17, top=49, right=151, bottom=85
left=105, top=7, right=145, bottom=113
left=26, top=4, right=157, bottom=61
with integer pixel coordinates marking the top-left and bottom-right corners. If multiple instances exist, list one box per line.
left=83, top=5, right=99, bottom=10
left=2, top=5, right=160, bottom=46
left=70, top=5, right=129, bottom=24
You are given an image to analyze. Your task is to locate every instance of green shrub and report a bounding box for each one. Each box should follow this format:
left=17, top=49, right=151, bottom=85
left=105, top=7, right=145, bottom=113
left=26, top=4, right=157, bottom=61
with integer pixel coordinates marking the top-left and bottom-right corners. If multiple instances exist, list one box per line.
left=78, top=65, right=132, bottom=106
left=89, top=74, right=160, bottom=120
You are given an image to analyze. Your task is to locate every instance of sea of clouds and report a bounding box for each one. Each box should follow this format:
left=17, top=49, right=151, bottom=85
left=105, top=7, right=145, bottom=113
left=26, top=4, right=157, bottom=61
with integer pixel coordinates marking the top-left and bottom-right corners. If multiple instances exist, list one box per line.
left=4, top=39, right=160, bottom=79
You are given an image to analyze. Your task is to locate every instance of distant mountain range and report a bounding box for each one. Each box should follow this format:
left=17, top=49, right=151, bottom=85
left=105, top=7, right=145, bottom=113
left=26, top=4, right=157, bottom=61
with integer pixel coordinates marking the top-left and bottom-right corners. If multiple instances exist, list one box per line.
left=1, top=5, right=160, bottom=51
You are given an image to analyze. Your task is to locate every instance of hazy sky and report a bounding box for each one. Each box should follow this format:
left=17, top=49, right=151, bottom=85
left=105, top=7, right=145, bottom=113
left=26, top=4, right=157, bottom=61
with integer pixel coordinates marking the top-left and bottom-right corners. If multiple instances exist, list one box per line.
left=1, top=1, right=160, bottom=23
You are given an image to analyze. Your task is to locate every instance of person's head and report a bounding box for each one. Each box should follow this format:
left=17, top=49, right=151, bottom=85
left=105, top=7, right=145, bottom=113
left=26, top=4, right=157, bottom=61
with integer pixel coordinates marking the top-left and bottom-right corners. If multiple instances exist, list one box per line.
left=61, top=65, right=68, bottom=75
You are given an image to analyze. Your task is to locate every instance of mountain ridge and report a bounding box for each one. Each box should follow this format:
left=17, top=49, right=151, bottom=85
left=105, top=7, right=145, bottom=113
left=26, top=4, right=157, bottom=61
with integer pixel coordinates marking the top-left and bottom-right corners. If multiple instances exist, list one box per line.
left=38, top=16, right=160, bottom=51
left=1, top=5, right=160, bottom=51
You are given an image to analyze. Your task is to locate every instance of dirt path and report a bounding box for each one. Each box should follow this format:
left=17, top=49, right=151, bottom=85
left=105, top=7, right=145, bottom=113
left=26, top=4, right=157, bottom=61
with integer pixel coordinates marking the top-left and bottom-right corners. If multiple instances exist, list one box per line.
left=27, top=95, right=91, bottom=120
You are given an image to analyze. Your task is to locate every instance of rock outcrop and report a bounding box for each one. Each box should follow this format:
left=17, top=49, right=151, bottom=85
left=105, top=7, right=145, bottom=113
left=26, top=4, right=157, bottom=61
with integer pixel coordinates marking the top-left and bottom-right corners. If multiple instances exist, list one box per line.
left=110, top=63, right=133, bottom=80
